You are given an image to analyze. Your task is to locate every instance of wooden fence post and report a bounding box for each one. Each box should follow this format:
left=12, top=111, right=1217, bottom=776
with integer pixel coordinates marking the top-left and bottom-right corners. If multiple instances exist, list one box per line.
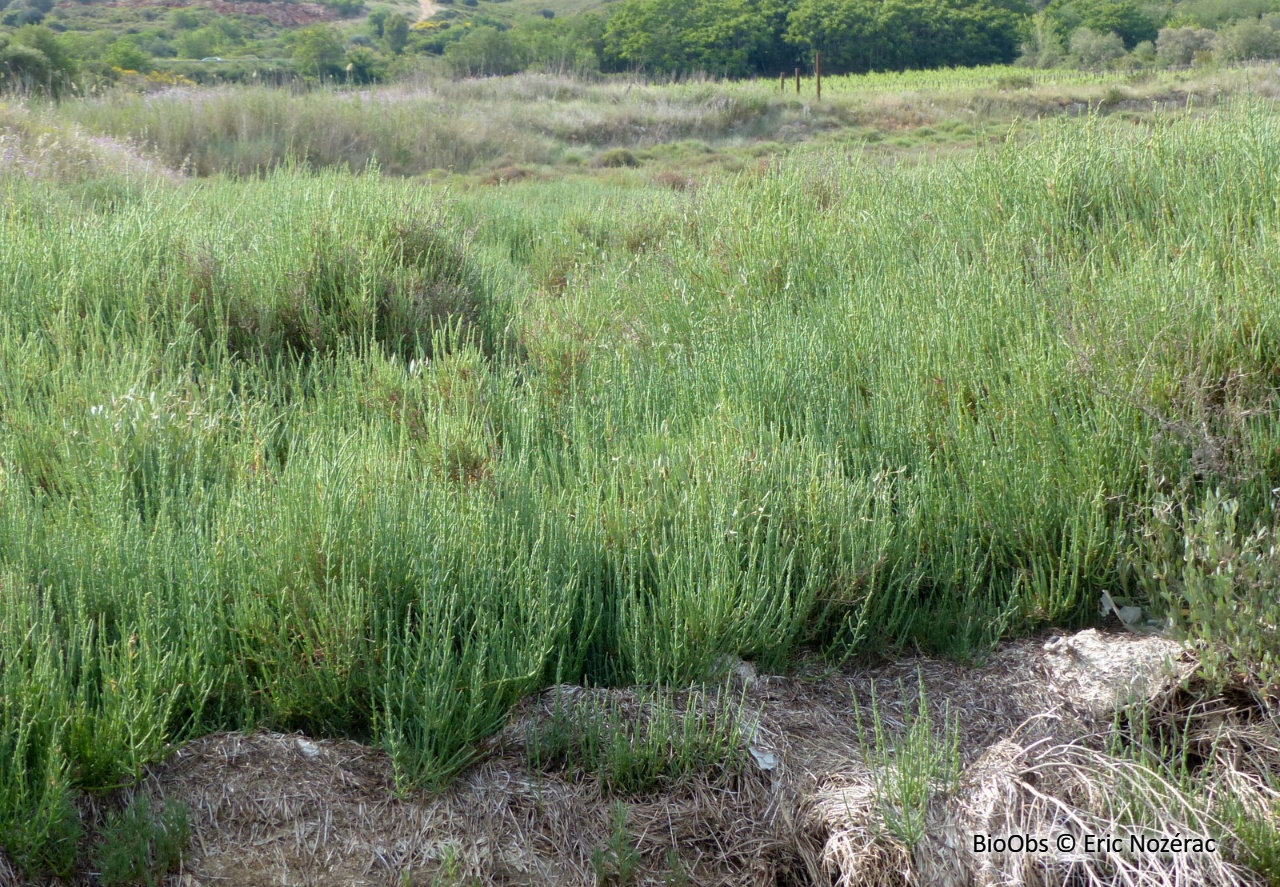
left=815, top=51, right=822, bottom=101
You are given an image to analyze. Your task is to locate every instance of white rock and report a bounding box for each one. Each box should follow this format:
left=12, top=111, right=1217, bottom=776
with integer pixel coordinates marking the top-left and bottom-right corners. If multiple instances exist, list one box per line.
left=749, top=746, right=780, bottom=771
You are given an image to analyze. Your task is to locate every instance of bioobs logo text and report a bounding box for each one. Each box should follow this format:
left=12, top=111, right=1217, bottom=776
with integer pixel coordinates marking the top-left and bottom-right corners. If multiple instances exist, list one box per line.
left=972, top=834, right=1051, bottom=854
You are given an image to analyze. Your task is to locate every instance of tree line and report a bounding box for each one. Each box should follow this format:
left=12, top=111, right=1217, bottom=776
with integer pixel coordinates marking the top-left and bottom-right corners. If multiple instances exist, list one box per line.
left=436, top=0, right=1240, bottom=78
left=436, top=0, right=1033, bottom=78
left=3, top=0, right=1279, bottom=91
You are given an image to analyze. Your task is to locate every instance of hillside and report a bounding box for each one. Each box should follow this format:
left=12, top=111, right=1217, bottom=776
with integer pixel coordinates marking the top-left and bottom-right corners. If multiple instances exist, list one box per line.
left=58, top=0, right=345, bottom=29
left=418, top=0, right=620, bottom=24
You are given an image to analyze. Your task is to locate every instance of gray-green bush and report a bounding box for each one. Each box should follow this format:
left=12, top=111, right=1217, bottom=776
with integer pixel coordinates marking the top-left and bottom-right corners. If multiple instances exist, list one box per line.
left=1217, top=14, right=1280, bottom=60
left=1070, top=26, right=1127, bottom=68
left=1156, top=26, right=1219, bottom=66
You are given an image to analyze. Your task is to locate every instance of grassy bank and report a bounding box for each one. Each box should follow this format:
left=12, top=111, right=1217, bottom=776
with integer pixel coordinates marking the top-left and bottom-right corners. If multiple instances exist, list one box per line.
left=1, top=96, right=1279, bottom=877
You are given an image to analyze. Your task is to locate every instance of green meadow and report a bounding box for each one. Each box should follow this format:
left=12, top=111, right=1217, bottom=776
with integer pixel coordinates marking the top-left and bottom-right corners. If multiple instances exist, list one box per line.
left=1, top=79, right=1279, bottom=878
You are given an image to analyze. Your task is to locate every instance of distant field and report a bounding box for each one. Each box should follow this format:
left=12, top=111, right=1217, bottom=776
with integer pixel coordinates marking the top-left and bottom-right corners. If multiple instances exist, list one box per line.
left=53, top=62, right=1280, bottom=182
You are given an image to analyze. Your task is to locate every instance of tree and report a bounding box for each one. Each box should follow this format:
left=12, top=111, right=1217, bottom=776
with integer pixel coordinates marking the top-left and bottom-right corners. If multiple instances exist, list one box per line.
left=603, top=0, right=698, bottom=72
left=1068, top=25, right=1125, bottom=65
left=10, top=24, right=73, bottom=89
left=444, top=25, right=526, bottom=76
left=1, top=0, right=52, bottom=27
left=345, top=46, right=384, bottom=82
left=1045, top=0, right=1157, bottom=48
left=1155, top=25, right=1217, bottom=65
left=514, top=15, right=604, bottom=74
left=104, top=39, right=152, bottom=72
left=0, top=43, right=52, bottom=90
left=292, top=24, right=345, bottom=77
left=1175, top=0, right=1274, bottom=29
left=603, top=0, right=776, bottom=76
left=746, top=0, right=802, bottom=74
left=384, top=12, right=409, bottom=54
left=170, top=8, right=201, bottom=30
left=788, top=0, right=1028, bottom=75
left=1131, top=38, right=1156, bottom=63
left=1217, top=14, right=1280, bottom=60
left=1018, top=11, right=1067, bottom=66
left=175, top=26, right=221, bottom=60
left=786, top=0, right=882, bottom=73
left=12, top=24, right=72, bottom=73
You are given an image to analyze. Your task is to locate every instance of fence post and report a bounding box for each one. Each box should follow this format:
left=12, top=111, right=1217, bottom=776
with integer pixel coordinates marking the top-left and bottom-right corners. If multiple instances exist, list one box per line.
left=815, top=51, right=822, bottom=101
left=795, top=67, right=800, bottom=94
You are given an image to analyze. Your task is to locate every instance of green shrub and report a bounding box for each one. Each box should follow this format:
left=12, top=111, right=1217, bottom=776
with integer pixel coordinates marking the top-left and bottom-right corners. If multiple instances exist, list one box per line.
left=1217, top=15, right=1280, bottom=61
left=854, top=674, right=961, bottom=848
left=103, top=39, right=152, bottom=73
left=591, top=148, right=639, bottom=168
left=1156, top=26, right=1217, bottom=66
left=1127, top=492, right=1280, bottom=691
left=590, top=803, right=641, bottom=886
left=995, top=73, right=1035, bottom=89
left=92, top=798, right=190, bottom=887
left=1069, top=26, right=1126, bottom=68
left=525, top=688, right=748, bottom=795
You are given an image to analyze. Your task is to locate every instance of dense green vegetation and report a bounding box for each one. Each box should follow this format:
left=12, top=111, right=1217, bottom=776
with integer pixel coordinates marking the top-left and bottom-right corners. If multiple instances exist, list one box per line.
left=1, top=89, right=1279, bottom=877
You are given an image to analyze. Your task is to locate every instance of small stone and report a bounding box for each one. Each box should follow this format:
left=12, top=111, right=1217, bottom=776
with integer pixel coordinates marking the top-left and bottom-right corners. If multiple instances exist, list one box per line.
left=749, top=746, right=779, bottom=771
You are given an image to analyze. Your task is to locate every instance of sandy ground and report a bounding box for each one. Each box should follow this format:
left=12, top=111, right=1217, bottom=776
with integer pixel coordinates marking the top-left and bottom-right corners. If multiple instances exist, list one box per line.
left=418, top=0, right=436, bottom=21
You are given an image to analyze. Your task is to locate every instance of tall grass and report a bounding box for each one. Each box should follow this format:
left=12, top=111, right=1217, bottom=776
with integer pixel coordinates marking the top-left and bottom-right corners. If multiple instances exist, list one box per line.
left=2, top=100, right=1280, bottom=874
left=47, top=63, right=1280, bottom=177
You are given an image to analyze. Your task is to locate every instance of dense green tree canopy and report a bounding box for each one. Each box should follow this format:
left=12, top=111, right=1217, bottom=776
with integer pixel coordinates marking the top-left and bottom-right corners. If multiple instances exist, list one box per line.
left=444, top=25, right=526, bottom=76
left=1045, top=0, right=1158, bottom=47
left=0, top=42, right=52, bottom=88
left=517, top=15, right=607, bottom=74
left=384, top=12, right=410, bottom=55
left=601, top=0, right=1027, bottom=75
left=291, top=24, right=345, bottom=77
left=602, top=0, right=784, bottom=76
left=103, top=38, right=151, bottom=72
left=12, top=23, right=72, bottom=76
left=786, top=0, right=1030, bottom=73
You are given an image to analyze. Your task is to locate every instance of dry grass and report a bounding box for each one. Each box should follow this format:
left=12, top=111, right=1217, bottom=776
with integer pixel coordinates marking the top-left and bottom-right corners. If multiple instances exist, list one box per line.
left=33, top=629, right=1267, bottom=886
left=47, top=63, right=1280, bottom=180
left=0, top=102, right=177, bottom=185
